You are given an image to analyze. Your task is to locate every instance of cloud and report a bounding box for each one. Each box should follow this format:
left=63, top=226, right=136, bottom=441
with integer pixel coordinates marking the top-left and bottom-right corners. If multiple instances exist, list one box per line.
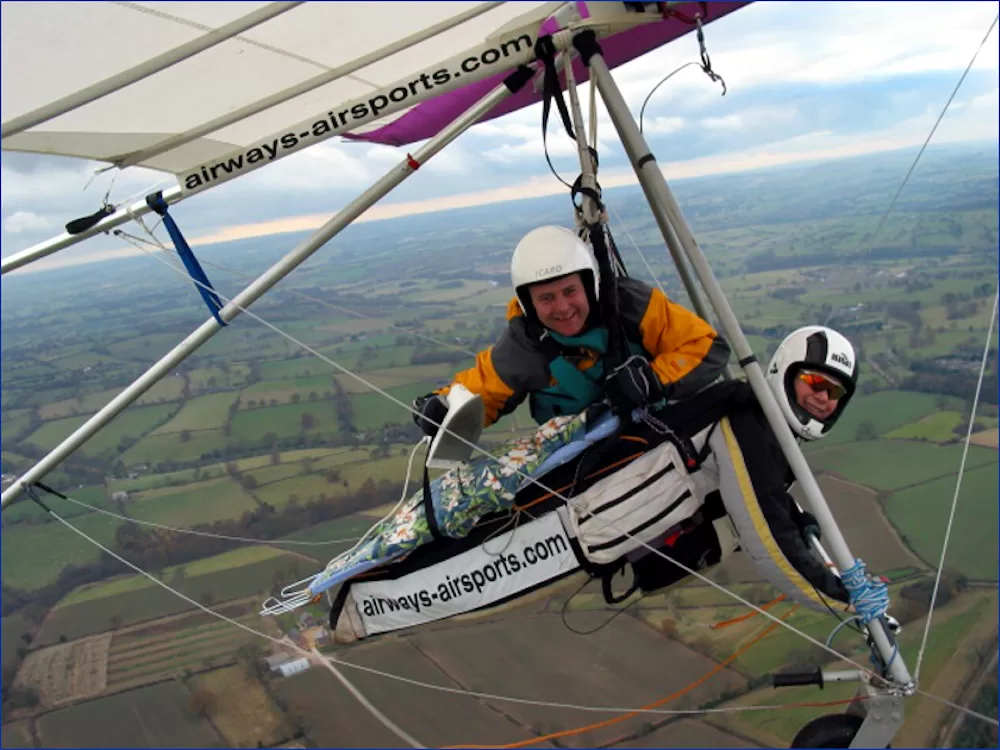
left=3, top=210, right=53, bottom=234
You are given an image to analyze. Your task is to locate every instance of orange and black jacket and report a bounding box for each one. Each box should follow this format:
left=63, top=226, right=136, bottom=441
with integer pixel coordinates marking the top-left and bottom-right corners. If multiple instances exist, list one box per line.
left=436, top=277, right=731, bottom=426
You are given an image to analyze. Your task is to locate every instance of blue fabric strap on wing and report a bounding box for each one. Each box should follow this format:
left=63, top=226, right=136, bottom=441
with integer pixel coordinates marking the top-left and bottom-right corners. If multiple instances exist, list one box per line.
left=840, top=558, right=890, bottom=624
left=146, top=193, right=227, bottom=327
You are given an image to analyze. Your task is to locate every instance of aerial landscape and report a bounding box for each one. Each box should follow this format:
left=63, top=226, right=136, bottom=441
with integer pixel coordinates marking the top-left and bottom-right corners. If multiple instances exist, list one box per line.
left=2, top=1, right=998, bottom=748
left=1, top=138, right=997, bottom=748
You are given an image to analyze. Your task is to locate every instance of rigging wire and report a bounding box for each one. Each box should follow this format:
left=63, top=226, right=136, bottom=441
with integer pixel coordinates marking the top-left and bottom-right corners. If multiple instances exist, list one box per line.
left=5, top=500, right=884, bottom=723
left=855, top=12, right=999, bottom=256
left=31, top=496, right=425, bottom=749
left=56, top=493, right=363, bottom=547
left=31, top=502, right=1000, bottom=738
left=913, top=288, right=999, bottom=682
left=113, top=228, right=479, bottom=358
left=48, top=431, right=429, bottom=549
left=606, top=202, right=668, bottom=296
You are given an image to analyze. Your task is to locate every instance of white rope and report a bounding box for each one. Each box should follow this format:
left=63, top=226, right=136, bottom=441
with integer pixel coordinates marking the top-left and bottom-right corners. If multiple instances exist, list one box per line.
left=25, top=508, right=1000, bottom=729
left=913, top=288, right=999, bottom=681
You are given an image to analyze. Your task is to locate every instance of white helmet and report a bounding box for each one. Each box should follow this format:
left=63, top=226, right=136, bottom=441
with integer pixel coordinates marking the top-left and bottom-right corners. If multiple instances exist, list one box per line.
left=510, top=226, right=600, bottom=321
left=766, top=326, right=858, bottom=441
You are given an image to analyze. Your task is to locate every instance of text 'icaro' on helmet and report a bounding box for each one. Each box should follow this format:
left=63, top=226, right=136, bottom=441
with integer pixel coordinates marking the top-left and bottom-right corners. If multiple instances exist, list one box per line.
left=766, top=325, right=859, bottom=441
left=510, top=225, right=600, bottom=322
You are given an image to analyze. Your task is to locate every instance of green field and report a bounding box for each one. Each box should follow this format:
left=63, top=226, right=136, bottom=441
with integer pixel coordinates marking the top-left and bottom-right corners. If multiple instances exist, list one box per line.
left=1, top=408, right=36, bottom=439
left=187, top=363, right=251, bottom=391
left=1, top=513, right=124, bottom=590
left=229, top=400, right=341, bottom=442
left=814, top=391, right=961, bottom=446
left=121, top=427, right=227, bottom=465
left=35, top=548, right=307, bottom=645
left=883, top=410, right=965, bottom=442
left=151, top=392, right=239, bottom=434
left=132, top=477, right=258, bottom=527
left=36, top=680, right=222, bottom=748
left=885, top=463, right=999, bottom=580
left=253, top=472, right=349, bottom=508
left=350, top=382, right=438, bottom=430
left=2, top=612, right=33, bottom=667
left=23, top=403, right=178, bottom=457
left=806, top=439, right=998, bottom=491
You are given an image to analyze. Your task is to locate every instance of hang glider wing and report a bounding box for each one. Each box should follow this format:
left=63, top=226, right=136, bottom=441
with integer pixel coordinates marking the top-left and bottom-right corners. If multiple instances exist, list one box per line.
left=1, top=1, right=749, bottom=195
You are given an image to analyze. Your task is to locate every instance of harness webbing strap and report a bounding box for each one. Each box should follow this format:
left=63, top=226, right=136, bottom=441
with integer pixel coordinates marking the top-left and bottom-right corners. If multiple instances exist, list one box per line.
left=422, top=466, right=443, bottom=541
left=146, top=191, right=227, bottom=327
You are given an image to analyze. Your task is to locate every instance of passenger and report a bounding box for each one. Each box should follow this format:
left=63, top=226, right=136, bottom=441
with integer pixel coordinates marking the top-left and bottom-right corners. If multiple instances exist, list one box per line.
left=411, top=224, right=731, bottom=435
left=629, top=325, right=860, bottom=605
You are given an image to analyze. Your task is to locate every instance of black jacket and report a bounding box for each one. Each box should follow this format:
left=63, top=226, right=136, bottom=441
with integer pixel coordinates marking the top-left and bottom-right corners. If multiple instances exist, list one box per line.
left=643, top=380, right=850, bottom=603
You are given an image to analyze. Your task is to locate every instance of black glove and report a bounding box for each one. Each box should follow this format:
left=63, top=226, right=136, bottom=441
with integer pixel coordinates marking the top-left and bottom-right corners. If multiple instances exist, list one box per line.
left=605, top=356, right=664, bottom=411
left=412, top=393, right=449, bottom=438
left=799, top=511, right=821, bottom=542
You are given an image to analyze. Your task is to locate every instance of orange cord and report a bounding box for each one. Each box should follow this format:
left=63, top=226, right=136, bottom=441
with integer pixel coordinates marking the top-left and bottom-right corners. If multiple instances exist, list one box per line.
left=443, top=604, right=802, bottom=749
left=710, top=594, right=787, bottom=629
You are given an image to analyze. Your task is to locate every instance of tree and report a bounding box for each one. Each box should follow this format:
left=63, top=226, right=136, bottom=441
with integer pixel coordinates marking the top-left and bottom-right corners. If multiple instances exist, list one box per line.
left=180, top=429, right=192, bottom=443
left=855, top=420, right=877, bottom=441
left=300, top=412, right=315, bottom=430
left=188, top=688, right=217, bottom=717
left=5, top=686, right=40, bottom=709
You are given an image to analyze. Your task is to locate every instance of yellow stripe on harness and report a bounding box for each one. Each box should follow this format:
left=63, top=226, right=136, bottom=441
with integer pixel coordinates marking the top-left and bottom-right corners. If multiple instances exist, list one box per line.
left=719, top=417, right=827, bottom=608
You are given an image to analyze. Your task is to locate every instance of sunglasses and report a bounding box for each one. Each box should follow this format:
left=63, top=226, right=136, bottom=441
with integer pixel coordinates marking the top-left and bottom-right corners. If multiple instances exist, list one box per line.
left=797, top=369, right=847, bottom=400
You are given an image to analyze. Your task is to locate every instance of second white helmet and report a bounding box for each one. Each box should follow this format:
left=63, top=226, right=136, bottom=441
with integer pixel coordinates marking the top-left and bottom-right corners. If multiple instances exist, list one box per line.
left=510, top=226, right=600, bottom=320
left=766, top=326, right=859, bottom=441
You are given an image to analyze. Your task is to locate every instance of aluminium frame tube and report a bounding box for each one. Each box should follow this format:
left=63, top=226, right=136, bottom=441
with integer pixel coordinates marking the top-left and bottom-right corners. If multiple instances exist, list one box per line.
left=0, top=78, right=518, bottom=510
left=587, top=49, right=914, bottom=692
left=0, top=186, right=185, bottom=275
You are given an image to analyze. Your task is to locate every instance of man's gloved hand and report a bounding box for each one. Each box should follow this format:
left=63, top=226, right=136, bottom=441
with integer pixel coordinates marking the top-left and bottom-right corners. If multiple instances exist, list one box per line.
left=605, top=355, right=665, bottom=411
left=412, top=393, right=449, bottom=438
left=800, top=511, right=821, bottom=542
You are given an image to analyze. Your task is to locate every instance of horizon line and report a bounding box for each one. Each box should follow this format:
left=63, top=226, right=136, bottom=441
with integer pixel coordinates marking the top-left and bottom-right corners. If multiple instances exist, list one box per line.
left=5, top=135, right=996, bottom=276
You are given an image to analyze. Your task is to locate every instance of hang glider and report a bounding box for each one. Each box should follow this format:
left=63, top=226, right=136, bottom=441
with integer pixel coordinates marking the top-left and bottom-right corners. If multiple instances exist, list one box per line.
left=1, top=4, right=931, bottom=748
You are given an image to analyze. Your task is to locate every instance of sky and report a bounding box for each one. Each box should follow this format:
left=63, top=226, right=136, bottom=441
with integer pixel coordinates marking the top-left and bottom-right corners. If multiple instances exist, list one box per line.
left=1, top=0, right=997, bottom=273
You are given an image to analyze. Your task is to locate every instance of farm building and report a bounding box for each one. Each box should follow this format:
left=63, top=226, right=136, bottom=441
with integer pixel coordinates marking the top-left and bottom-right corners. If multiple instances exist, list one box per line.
left=265, top=652, right=293, bottom=671
left=276, top=657, right=310, bottom=677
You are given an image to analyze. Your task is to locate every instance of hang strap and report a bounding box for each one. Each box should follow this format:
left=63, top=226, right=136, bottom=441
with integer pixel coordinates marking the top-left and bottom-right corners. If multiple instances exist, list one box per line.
left=534, top=35, right=577, bottom=187
left=146, top=192, right=227, bottom=327
left=422, top=466, right=443, bottom=540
